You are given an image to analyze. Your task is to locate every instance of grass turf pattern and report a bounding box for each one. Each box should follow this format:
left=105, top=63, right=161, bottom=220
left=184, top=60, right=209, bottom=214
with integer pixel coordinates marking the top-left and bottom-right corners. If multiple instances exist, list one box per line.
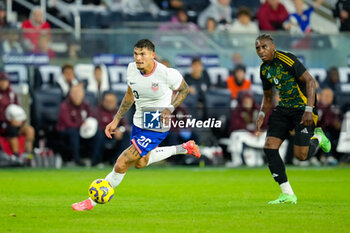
left=1, top=167, right=350, bottom=233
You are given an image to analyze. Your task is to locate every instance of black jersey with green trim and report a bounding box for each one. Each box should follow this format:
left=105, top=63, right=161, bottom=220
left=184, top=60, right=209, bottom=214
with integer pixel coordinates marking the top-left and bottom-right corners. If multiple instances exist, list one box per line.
left=260, top=50, right=316, bottom=110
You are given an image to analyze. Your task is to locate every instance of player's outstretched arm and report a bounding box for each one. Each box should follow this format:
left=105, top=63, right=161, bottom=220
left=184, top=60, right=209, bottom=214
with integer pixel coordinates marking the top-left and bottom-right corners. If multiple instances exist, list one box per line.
left=105, top=86, right=135, bottom=138
left=171, top=79, right=189, bottom=108
left=299, top=70, right=316, bottom=126
left=256, top=88, right=273, bottom=132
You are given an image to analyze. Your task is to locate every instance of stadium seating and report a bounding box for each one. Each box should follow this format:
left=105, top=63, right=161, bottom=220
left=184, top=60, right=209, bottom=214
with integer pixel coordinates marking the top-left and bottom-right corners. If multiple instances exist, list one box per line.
left=31, top=88, right=62, bottom=129
left=309, top=68, right=327, bottom=84
left=338, top=67, right=350, bottom=83
left=204, top=88, right=232, bottom=137
left=4, top=65, right=29, bottom=95
left=107, top=66, right=128, bottom=92
left=84, top=91, right=97, bottom=107
left=182, top=93, right=199, bottom=119
left=125, top=12, right=156, bottom=22
left=183, top=0, right=210, bottom=12
left=80, top=11, right=100, bottom=29
left=34, top=65, right=61, bottom=89
left=207, top=67, right=229, bottom=88
left=336, top=84, right=350, bottom=109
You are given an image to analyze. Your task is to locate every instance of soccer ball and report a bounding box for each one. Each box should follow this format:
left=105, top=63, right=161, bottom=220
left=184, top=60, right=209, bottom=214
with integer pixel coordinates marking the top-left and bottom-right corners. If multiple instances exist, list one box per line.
left=88, top=179, right=114, bottom=204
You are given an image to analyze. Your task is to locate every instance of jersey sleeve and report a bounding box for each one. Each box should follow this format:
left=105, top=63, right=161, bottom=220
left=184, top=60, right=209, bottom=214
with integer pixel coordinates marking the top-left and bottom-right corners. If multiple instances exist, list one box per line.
left=167, top=68, right=183, bottom=90
left=126, top=63, right=133, bottom=83
left=260, top=64, right=272, bottom=90
left=287, top=53, right=307, bottom=80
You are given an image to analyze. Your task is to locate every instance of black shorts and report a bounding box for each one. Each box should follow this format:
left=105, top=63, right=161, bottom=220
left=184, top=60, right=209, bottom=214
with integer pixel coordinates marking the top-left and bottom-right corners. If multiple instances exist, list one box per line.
left=0, top=121, right=20, bottom=138
left=267, top=106, right=318, bottom=146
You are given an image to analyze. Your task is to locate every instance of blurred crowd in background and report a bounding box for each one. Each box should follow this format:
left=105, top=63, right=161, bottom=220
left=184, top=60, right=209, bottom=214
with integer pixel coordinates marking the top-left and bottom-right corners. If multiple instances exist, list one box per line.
left=0, top=0, right=350, bottom=168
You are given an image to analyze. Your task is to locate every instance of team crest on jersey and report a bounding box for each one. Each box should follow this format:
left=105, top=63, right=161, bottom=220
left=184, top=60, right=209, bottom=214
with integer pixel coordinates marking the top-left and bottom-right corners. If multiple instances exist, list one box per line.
left=152, top=82, right=159, bottom=92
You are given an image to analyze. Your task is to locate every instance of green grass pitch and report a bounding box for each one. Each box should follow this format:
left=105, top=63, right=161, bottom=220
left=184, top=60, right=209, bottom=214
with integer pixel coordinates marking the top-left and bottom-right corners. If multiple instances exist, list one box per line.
left=1, top=166, right=350, bottom=233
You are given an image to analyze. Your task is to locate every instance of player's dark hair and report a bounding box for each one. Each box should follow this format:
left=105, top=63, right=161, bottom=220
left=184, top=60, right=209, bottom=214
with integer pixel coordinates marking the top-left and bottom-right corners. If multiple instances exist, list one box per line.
left=94, top=65, right=101, bottom=71
left=191, top=57, right=201, bottom=65
left=102, top=91, right=117, bottom=100
left=256, top=34, right=274, bottom=44
left=134, top=39, right=155, bottom=52
left=61, top=63, right=74, bottom=72
left=237, top=7, right=251, bottom=18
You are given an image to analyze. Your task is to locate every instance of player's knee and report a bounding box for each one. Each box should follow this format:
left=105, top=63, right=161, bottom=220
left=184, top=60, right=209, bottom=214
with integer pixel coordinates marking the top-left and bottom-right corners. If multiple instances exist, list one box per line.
left=295, top=151, right=308, bottom=161
left=134, top=162, right=145, bottom=169
left=294, top=147, right=309, bottom=161
left=114, top=163, right=127, bottom=173
left=114, top=158, right=128, bottom=173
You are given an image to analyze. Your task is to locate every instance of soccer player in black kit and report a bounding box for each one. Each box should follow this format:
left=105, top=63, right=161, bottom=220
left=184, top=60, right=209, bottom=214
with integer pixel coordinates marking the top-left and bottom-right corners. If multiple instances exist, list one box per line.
left=255, top=34, right=331, bottom=204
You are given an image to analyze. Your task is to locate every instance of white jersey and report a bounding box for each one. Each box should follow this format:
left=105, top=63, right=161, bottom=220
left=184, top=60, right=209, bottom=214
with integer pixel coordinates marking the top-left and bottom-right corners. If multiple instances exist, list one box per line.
left=127, top=60, right=183, bottom=130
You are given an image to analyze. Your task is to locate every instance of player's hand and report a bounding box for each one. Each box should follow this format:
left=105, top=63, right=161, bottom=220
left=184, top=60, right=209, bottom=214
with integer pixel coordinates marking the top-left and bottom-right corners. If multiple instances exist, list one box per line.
left=300, top=112, right=313, bottom=126
left=255, top=115, right=265, bottom=135
left=105, top=120, right=119, bottom=139
left=161, top=109, right=172, bottom=127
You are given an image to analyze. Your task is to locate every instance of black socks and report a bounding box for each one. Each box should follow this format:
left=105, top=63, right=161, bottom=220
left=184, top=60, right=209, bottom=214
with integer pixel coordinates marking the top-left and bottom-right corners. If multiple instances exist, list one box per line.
left=264, top=148, right=288, bottom=184
left=307, top=138, right=319, bottom=160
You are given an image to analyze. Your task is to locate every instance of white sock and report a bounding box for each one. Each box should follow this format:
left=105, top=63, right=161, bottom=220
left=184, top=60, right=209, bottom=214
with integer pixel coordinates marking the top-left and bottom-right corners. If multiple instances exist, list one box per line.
left=147, top=146, right=177, bottom=166
left=105, top=170, right=126, bottom=188
left=313, top=134, right=322, bottom=143
left=280, top=181, right=294, bottom=195
left=89, top=197, right=97, bottom=206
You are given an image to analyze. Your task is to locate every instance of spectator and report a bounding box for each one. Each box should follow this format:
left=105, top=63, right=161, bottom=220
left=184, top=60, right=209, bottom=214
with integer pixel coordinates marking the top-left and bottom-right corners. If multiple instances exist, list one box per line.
left=227, top=91, right=267, bottom=167
left=57, top=64, right=79, bottom=97
left=197, top=0, right=232, bottom=29
left=205, top=17, right=218, bottom=33
left=92, top=92, right=129, bottom=165
left=0, top=2, right=10, bottom=29
left=232, top=52, right=244, bottom=67
left=317, top=88, right=343, bottom=164
left=286, top=0, right=324, bottom=34
left=33, top=33, right=55, bottom=59
left=159, top=8, right=199, bottom=31
left=1, top=29, right=24, bottom=55
left=117, top=0, right=160, bottom=17
left=229, top=7, right=259, bottom=34
left=333, top=0, right=350, bottom=31
left=0, top=72, right=35, bottom=160
left=86, top=65, right=110, bottom=102
left=229, top=91, right=262, bottom=134
left=257, top=0, right=289, bottom=31
left=321, top=66, right=340, bottom=92
left=184, top=58, right=211, bottom=107
left=21, top=7, right=51, bottom=51
left=226, top=65, right=251, bottom=99
left=67, top=38, right=81, bottom=59
left=56, top=84, right=96, bottom=166
left=155, top=0, right=185, bottom=10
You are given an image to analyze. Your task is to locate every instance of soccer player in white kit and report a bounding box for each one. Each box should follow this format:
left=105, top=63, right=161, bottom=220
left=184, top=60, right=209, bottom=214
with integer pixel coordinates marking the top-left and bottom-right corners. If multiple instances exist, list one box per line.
left=72, top=39, right=201, bottom=211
